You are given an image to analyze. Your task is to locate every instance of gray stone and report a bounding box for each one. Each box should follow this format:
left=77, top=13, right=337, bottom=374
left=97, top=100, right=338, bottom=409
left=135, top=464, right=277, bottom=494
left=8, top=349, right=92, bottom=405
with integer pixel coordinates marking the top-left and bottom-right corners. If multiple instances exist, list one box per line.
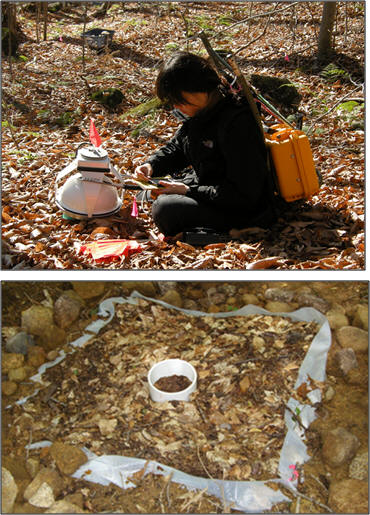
left=5, top=332, right=34, bottom=355
left=334, top=348, right=358, bottom=375
left=324, top=385, right=335, bottom=402
left=294, top=292, right=330, bottom=313
left=45, top=499, right=86, bottom=513
left=120, top=281, right=157, bottom=297
left=54, top=291, right=83, bottom=329
left=2, top=380, right=18, bottom=396
left=24, top=467, right=64, bottom=502
left=157, top=282, right=178, bottom=294
left=28, top=482, right=55, bottom=508
left=353, top=304, right=368, bottom=330
left=49, top=442, right=88, bottom=475
left=21, top=305, right=54, bottom=337
left=326, top=310, right=349, bottom=330
left=349, top=451, right=368, bottom=480
left=71, top=281, right=105, bottom=299
left=2, top=467, right=18, bottom=513
left=183, top=299, right=198, bottom=311
left=322, top=427, right=360, bottom=467
left=160, top=289, right=183, bottom=308
left=2, top=352, right=25, bottom=373
left=39, top=325, right=66, bottom=351
left=242, top=293, right=259, bottom=305
left=328, top=479, right=368, bottom=513
left=264, top=287, right=295, bottom=303
left=26, top=458, right=40, bottom=479
left=336, top=326, right=368, bottom=353
left=206, top=287, right=226, bottom=305
left=8, top=366, right=27, bottom=382
left=265, top=301, right=295, bottom=313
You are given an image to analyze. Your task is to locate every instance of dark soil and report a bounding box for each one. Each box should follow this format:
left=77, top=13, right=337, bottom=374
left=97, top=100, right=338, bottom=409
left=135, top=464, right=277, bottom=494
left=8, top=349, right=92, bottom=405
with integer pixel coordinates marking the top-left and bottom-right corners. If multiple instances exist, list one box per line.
left=154, top=375, right=192, bottom=393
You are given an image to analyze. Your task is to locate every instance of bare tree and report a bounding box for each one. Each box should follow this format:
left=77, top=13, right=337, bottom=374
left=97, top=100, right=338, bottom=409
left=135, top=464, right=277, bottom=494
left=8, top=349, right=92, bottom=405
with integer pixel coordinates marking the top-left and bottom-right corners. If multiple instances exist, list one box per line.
left=317, top=1, right=337, bottom=61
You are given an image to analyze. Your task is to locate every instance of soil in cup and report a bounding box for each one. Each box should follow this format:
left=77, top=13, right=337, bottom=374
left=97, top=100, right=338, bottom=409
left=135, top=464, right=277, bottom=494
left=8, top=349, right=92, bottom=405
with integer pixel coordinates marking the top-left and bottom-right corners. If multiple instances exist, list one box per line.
left=154, top=374, right=191, bottom=393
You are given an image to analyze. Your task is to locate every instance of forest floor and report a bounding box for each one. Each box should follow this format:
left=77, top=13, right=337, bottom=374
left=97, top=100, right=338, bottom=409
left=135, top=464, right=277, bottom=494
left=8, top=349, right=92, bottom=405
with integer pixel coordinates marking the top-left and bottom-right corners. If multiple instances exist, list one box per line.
left=1, top=280, right=368, bottom=513
left=1, top=2, right=365, bottom=270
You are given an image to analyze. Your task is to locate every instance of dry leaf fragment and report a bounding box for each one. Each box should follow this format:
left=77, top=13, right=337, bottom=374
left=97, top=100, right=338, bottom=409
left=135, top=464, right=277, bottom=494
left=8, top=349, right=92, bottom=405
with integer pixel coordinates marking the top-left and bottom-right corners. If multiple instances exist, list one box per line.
left=246, top=257, right=285, bottom=270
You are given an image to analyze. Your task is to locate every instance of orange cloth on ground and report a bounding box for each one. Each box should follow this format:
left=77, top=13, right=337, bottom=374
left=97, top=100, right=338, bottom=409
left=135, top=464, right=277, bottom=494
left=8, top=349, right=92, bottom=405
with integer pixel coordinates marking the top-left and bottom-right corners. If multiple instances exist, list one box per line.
left=79, top=239, right=141, bottom=262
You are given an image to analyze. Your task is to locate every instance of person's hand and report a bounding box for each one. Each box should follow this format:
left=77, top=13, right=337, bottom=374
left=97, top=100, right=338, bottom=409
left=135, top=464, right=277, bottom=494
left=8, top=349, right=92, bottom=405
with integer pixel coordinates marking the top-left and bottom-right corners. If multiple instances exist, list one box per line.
left=133, top=163, right=153, bottom=182
left=156, top=180, right=189, bottom=195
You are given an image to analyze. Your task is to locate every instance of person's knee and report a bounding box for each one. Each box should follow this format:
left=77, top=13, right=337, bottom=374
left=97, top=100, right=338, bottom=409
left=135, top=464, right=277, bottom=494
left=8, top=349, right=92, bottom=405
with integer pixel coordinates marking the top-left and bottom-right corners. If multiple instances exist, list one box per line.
left=152, top=195, right=182, bottom=235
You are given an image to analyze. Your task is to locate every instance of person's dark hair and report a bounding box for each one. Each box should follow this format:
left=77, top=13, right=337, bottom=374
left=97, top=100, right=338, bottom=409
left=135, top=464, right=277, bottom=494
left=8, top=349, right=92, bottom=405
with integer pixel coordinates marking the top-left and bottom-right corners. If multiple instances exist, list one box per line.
left=156, top=52, right=221, bottom=106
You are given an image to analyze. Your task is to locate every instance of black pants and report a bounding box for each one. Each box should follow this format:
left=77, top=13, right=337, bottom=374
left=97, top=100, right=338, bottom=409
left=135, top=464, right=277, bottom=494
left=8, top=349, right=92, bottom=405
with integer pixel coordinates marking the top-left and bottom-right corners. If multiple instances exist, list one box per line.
left=152, top=194, right=231, bottom=236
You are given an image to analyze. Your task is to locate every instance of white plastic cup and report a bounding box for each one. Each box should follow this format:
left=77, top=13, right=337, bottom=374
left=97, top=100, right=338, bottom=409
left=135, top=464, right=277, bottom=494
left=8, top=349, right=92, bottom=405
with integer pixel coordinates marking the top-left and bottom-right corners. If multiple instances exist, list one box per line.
left=148, top=359, right=197, bottom=402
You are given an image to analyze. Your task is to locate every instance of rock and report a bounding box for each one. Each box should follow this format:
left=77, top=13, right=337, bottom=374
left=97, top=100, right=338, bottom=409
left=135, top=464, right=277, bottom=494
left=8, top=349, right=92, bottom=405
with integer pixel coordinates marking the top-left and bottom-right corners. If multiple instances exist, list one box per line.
left=336, top=326, right=368, bottom=353
left=264, top=287, right=295, bottom=303
left=160, top=289, right=183, bottom=308
left=250, top=74, right=302, bottom=107
left=328, top=479, right=368, bottom=513
left=45, top=499, right=86, bottom=513
left=322, top=427, right=360, bottom=467
left=186, top=287, right=204, bottom=300
left=208, top=304, right=221, bottom=313
left=24, top=467, right=64, bottom=502
left=49, top=442, right=88, bottom=475
left=294, top=292, right=330, bottom=313
left=206, top=287, right=226, bottom=305
left=2, top=467, right=18, bottom=513
left=157, top=282, right=178, bottom=294
left=324, top=385, right=335, bottom=402
left=120, top=281, right=157, bottom=298
left=98, top=418, right=118, bottom=436
left=2, top=352, right=25, bottom=373
left=2, top=380, right=18, bottom=396
left=353, top=304, right=368, bottom=330
left=12, top=501, right=44, bottom=513
left=21, top=305, right=54, bottom=336
left=27, top=346, right=47, bottom=368
left=8, top=366, right=27, bottom=382
left=5, top=332, right=34, bottom=355
left=265, top=301, right=295, bottom=313
left=54, top=291, right=83, bottom=329
left=242, top=293, right=259, bottom=305
left=2, top=456, right=31, bottom=481
left=183, top=299, right=198, bottom=311
left=326, top=310, right=349, bottom=330
left=71, top=281, right=105, bottom=299
left=47, top=350, right=60, bottom=361
left=334, top=348, right=358, bottom=375
left=26, top=458, right=40, bottom=479
left=349, top=451, right=368, bottom=480
left=64, top=492, right=84, bottom=508
left=39, top=325, right=66, bottom=350
left=28, top=482, right=55, bottom=508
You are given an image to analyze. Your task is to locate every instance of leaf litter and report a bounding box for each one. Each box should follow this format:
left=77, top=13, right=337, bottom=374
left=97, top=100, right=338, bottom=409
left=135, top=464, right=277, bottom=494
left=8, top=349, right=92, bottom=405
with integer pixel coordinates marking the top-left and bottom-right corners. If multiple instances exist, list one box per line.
left=13, top=298, right=320, bottom=488
left=1, top=2, right=364, bottom=269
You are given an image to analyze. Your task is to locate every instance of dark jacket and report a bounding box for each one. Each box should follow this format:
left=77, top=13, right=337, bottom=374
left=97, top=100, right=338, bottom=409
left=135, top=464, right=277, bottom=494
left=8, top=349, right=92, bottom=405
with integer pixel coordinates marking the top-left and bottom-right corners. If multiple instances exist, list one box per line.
left=147, top=93, right=276, bottom=228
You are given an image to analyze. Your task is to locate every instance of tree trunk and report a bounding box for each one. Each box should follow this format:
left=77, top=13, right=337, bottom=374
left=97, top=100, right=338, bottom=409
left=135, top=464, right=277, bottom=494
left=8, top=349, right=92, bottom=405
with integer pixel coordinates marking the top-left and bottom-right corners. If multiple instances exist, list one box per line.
left=317, top=1, right=337, bottom=61
left=2, top=2, right=19, bottom=56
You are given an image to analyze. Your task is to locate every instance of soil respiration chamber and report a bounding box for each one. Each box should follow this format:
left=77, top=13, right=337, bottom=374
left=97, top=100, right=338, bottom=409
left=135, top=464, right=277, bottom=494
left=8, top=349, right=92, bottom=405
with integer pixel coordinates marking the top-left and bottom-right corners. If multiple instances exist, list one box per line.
left=56, top=141, right=125, bottom=220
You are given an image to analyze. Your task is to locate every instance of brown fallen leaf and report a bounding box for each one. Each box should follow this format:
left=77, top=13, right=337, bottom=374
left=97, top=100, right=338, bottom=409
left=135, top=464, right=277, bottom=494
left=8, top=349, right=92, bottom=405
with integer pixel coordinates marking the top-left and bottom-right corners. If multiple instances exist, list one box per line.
left=204, top=243, right=227, bottom=250
left=246, top=257, right=285, bottom=270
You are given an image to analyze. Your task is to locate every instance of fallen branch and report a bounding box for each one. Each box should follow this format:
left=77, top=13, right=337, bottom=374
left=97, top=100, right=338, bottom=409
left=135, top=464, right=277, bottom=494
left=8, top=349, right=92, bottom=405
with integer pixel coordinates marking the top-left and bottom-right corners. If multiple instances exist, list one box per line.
left=276, top=480, right=333, bottom=513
